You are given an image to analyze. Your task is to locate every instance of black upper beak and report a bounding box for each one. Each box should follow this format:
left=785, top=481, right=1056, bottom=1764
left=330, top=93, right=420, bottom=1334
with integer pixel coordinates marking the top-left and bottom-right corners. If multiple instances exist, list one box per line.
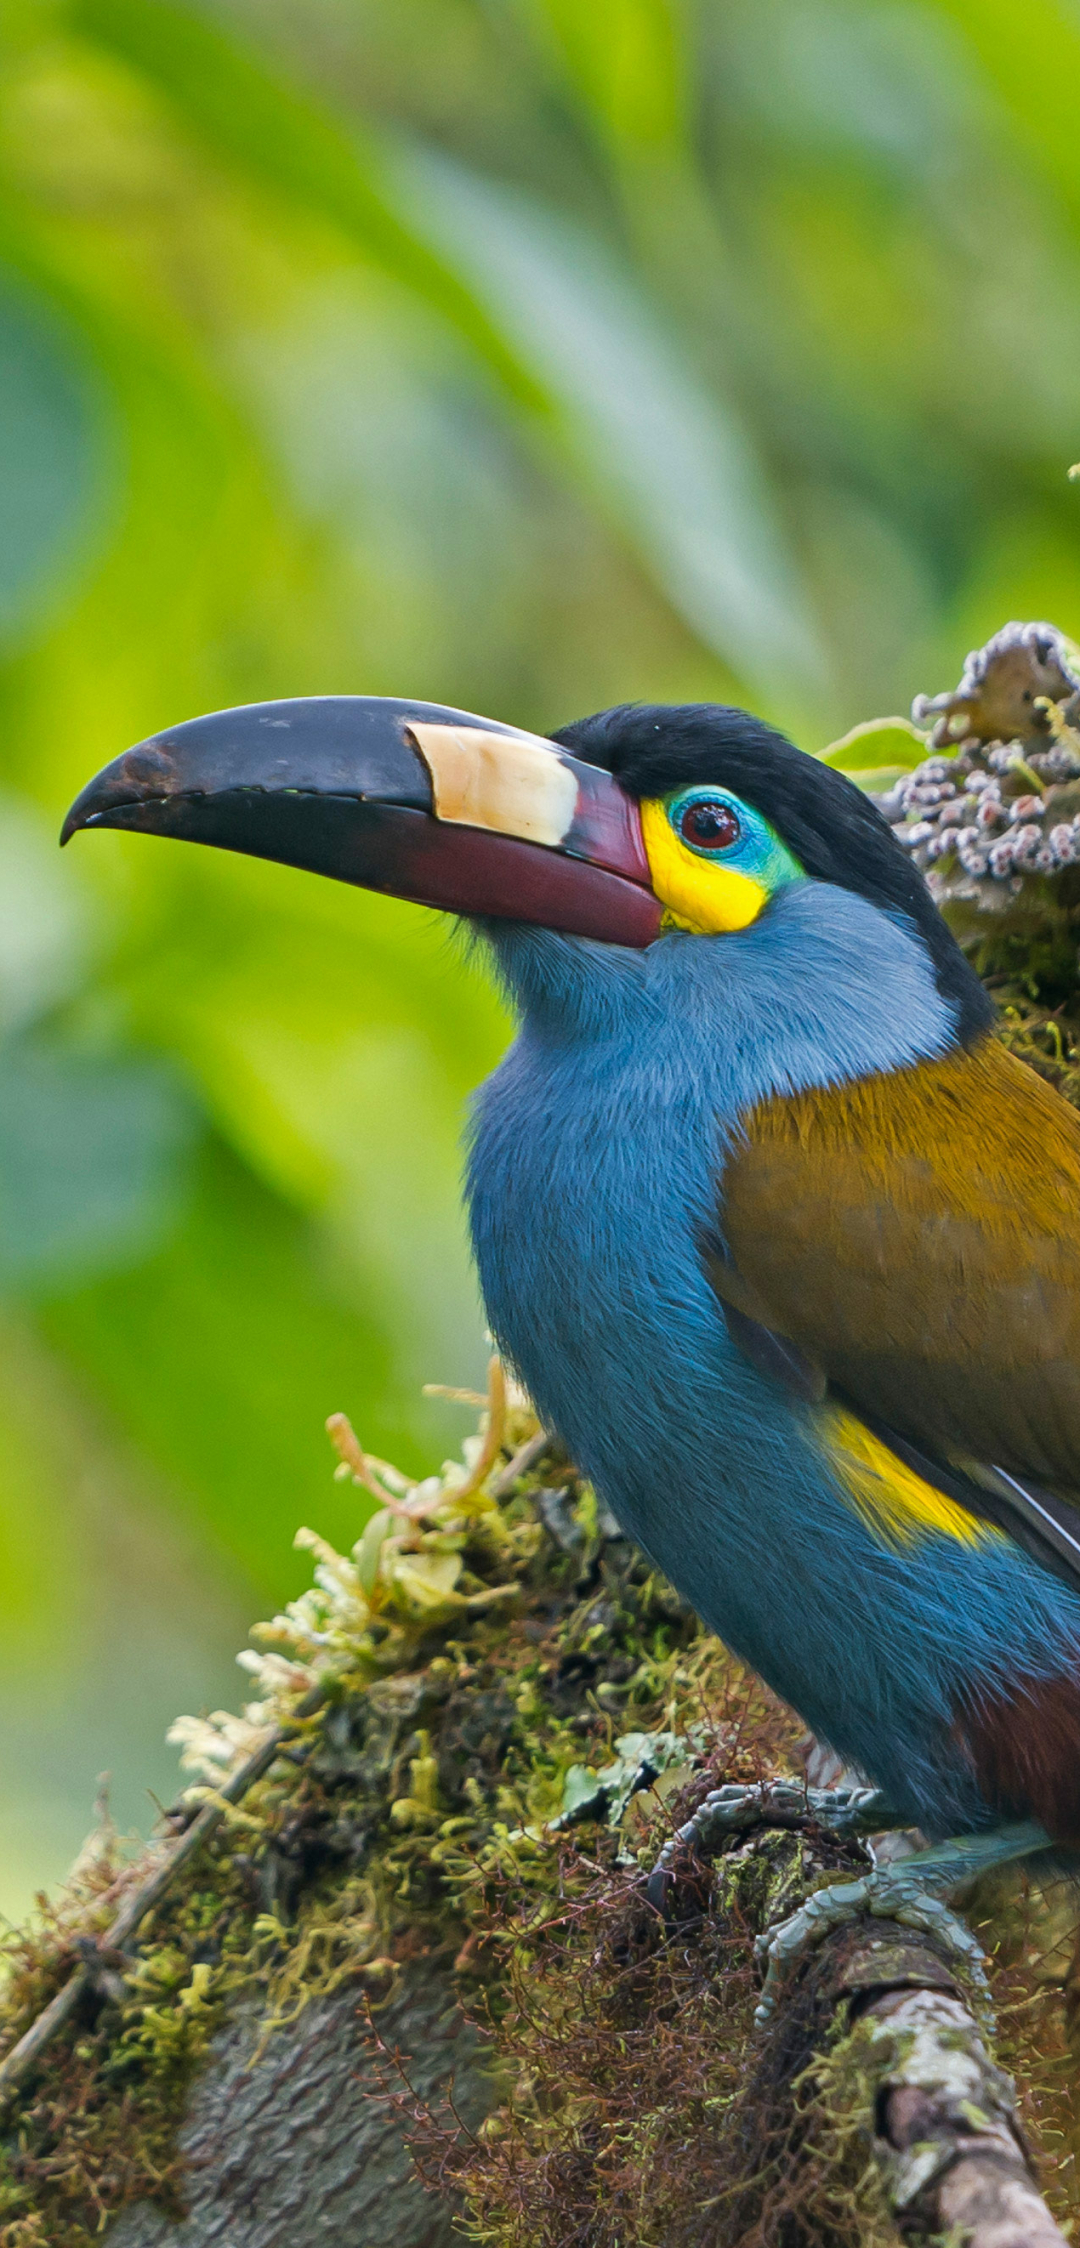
left=62, top=696, right=662, bottom=947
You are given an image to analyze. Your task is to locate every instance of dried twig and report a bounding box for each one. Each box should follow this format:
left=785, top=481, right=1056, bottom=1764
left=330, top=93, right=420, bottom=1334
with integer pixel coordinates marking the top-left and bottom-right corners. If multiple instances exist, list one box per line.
left=489, top=1428, right=550, bottom=1500
left=0, top=1684, right=324, bottom=2111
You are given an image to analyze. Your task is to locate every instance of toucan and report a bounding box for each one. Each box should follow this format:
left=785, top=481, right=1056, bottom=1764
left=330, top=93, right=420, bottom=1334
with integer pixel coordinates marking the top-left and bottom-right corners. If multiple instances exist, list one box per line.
left=64, top=695, right=1080, bottom=1992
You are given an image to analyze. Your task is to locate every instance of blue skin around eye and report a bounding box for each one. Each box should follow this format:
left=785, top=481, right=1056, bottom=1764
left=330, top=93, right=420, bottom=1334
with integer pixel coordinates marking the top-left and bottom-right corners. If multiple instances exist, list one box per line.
left=668, top=788, right=804, bottom=894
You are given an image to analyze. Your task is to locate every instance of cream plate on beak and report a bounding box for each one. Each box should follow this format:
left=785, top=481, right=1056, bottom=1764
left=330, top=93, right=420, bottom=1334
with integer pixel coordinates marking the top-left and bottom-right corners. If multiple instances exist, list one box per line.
left=406, top=723, right=580, bottom=848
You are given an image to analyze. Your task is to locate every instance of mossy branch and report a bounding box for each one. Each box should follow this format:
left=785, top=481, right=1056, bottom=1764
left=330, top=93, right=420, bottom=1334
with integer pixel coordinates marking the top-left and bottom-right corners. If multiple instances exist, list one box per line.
left=765, top=1914, right=1070, bottom=2248
left=6, top=623, right=1080, bottom=2243
left=853, top=1974, right=1066, bottom=2246
left=0, top=1380, right=1076, bottom=2248
left=0, top=1689, right=334, bottom=2123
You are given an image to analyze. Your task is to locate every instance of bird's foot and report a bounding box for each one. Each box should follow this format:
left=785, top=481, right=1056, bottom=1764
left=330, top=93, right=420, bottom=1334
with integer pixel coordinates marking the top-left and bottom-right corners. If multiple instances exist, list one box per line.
left=753, top=1868, right=989, bottom=2027
left=646, top=1778, right=897, bottom=1911
left=753, top=1820, right=1050, bottom=2027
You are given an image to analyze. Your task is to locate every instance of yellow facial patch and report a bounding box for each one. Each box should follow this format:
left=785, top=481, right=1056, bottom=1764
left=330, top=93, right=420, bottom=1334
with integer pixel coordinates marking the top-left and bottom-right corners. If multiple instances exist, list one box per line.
left=824, top=1407, right=996, bottom=1552
left=640, top=798, right=768, bottom=934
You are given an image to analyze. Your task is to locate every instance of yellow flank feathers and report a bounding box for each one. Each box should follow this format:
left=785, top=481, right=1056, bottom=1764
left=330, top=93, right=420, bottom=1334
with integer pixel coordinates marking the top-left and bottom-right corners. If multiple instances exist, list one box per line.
left=822, top=1405, right=994, bottom=1551
left=640, top=798, right=767, bottom=933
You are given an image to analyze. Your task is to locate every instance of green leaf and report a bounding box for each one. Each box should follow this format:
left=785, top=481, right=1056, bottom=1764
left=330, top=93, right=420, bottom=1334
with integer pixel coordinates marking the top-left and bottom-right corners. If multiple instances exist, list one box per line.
left=557, top=1728, right=694, bottom=1827
left=558, top=1763, right=606, bottom=1823
left=819, top=716, right=928, bottom=772
left=391, top=1548, right=464, bottom=1611
left=355, top=1510, right=392, bottom=1600
left=57, top=0, right=825, bottom=708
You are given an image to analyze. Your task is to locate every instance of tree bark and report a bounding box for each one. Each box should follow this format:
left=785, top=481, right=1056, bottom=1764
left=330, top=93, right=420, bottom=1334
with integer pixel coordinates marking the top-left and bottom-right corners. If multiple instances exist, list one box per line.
left=107, top=1971, right=490, bottom=2248
left=801, top=1921, right=1068, bottom=2248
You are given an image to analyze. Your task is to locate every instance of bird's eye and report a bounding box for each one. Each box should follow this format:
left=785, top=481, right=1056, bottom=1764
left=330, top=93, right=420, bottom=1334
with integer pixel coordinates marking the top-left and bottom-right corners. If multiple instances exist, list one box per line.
left=678, top=798, right=741, bottom=851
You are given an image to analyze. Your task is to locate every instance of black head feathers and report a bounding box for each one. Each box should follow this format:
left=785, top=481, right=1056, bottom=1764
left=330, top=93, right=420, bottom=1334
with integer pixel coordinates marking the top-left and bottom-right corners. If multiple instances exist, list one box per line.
left=552, top=703, right=993, bottom=1045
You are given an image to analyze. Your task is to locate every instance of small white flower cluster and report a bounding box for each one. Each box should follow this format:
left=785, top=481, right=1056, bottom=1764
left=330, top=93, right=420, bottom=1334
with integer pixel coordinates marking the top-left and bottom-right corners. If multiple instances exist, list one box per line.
left=167, top=1365, right=542, bottom=1788
left=879, top=733, right=1080, bottom=889
left=168, top=1703, right=276, bottom=1783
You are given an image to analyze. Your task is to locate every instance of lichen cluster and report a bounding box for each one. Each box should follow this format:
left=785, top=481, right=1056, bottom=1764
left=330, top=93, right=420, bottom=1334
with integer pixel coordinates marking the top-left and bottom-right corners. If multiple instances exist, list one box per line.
left=0, top=1842, right=256, bottom=2243
left=865, top=621, right=1080, bottom=1066
left=882, top=622, right=1080, bottom=909
left=884, top=730, right=1080, bottom=886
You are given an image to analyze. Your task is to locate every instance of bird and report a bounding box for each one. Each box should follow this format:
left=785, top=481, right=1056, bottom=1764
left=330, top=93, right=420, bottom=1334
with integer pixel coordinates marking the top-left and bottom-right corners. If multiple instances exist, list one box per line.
left=62, top=693, right=1080, bottom=1997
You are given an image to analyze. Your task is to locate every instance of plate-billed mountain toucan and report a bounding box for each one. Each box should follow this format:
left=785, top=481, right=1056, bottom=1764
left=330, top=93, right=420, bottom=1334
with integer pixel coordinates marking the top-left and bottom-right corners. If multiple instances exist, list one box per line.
left=64, top=695, right=1080, bottom=1996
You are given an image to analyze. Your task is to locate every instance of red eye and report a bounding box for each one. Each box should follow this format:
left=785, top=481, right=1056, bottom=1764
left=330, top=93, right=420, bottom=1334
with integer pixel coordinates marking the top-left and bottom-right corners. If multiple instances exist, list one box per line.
left=679, top=798, right=741, bottom=850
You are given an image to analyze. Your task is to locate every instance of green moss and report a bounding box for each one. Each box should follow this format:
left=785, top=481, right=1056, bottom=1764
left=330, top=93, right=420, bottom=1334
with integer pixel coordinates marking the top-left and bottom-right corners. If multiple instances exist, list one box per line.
left=0, top=1844, right=254, bottom=2240
left=0, top=1380, right=769, bottom=2243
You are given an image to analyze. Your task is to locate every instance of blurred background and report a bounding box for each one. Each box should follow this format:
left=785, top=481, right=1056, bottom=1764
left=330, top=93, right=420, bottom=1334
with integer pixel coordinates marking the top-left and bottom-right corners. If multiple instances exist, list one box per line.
left=0, top=0, right=1077, bottom=1915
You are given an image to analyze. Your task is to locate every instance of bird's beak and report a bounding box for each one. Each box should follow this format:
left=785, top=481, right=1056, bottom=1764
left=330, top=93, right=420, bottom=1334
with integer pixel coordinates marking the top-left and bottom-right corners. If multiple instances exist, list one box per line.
left=61, top=696, right=661, bottom=948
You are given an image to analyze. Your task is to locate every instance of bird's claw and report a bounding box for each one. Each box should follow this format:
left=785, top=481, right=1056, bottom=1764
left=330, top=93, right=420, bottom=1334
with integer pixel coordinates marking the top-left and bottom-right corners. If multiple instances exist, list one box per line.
left=646, top=1779, right=892, bottom=1911
left=752, top=1868, right=992, bottom=2027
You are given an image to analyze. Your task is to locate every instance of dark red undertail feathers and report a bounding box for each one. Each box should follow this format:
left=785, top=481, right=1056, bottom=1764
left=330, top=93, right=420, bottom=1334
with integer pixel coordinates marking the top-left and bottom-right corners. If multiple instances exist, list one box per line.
left=958, top=1671, right=1080, bottom=1844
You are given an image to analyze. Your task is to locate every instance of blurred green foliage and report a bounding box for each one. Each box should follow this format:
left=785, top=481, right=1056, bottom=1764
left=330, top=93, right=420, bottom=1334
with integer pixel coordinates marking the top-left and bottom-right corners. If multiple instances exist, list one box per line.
left=0, top=0, right=1079, bottom=1907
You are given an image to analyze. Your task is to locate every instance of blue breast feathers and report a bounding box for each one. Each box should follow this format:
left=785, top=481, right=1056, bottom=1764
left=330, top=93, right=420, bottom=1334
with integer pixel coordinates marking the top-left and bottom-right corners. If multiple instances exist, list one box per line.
left=465, top=882, right=1080, bottom=1835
